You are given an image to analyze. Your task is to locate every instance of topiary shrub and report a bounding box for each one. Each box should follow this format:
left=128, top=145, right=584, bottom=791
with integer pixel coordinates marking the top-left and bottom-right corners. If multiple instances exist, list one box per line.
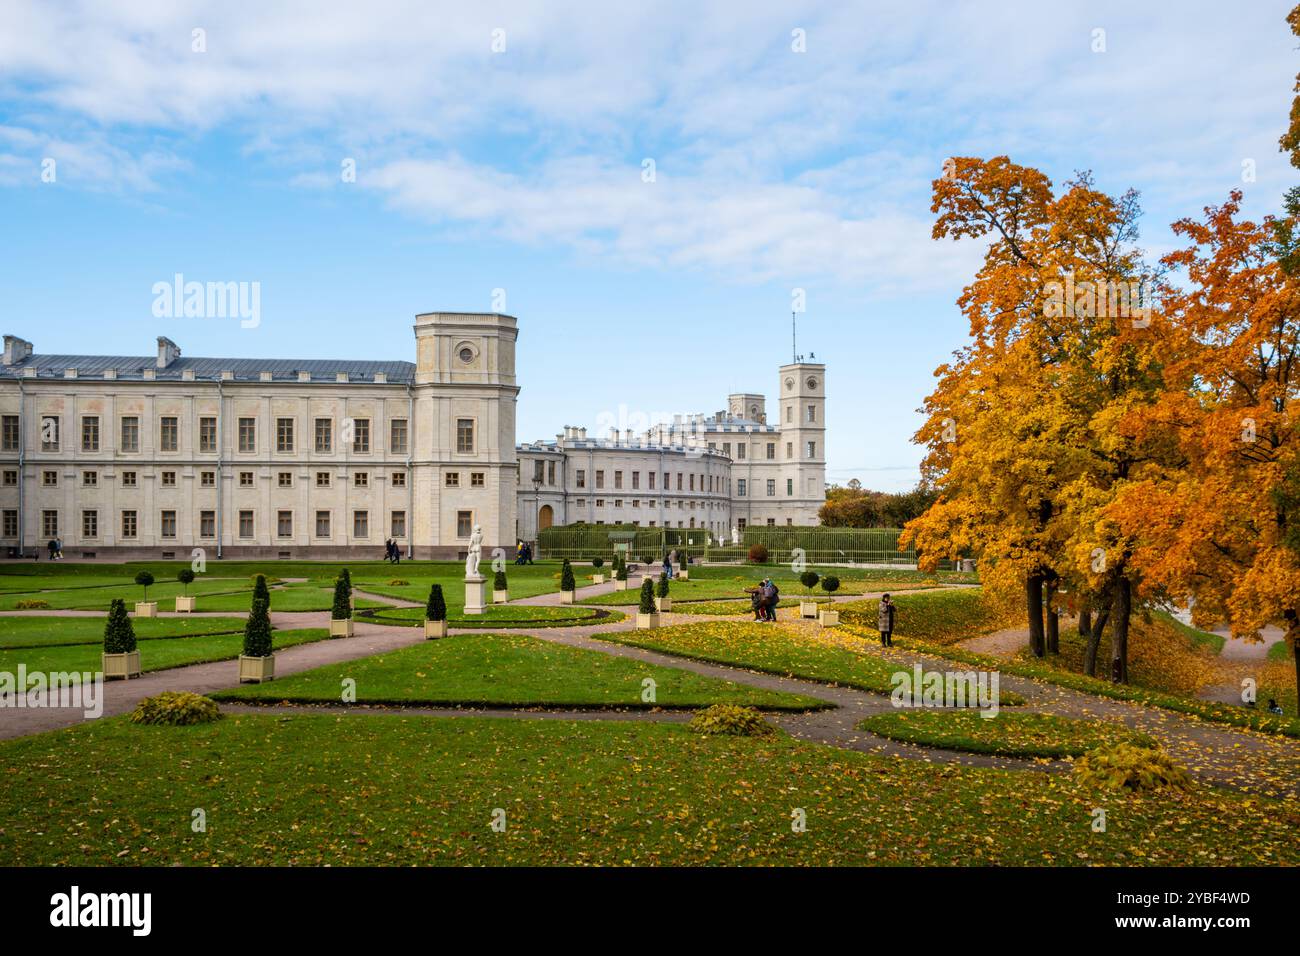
left=1073, top=743, right=1194, bottom=793
left=821, top=575, right=840, bottom=596
left=560, top=559, right=576, bottom=592
left=331, top=576, right=353, bottom=620
left=252, top=573, right=270, bottom=607
left=639, top=578, right=656, bottom=614
left=103, top=598, right=137, bottom=654
left=748, top=543, right=769, bottom=564
left=130, top=691, right=223, bottom=726
left=800, top=570, right=820, bottom=594
left=616, top=558, right=628, bottom=582
left=177, top=568, right=195, bottom=593
left=656, top=572, right=670, bottom=599
left=242, top=596, right=273, bottom=657
left=687, top=704, right=777, bottom=738
left=494, top=569, right=508, bottom=591
left=592, top=557, right=604, bottom=570
left=15, top=599, right=50, bottom=610
left=425, top=583, right=447, bottom=621
left=339, top=568, right=352, bottom=597
left=133, top=570, right=155, bottom=601
left=251, top=573, right=280, bottom=586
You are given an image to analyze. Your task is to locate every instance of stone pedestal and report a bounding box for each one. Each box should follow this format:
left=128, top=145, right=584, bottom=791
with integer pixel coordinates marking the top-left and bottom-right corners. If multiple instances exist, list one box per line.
left=464, top=575, right=488, bottom=615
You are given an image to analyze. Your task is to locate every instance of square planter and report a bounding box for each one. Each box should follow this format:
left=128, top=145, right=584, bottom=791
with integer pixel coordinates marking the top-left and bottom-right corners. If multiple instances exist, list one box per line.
left=424, top=619, right=448, bottom=639
left=819, top=609, right=840, bottom=627
left=174, top=595, right=196, bottom=613
left=559, top=590, right=575, bottom=604
left=799, top=601, right=820, bottom=619
left=635, top=612, right=661, bottom=630
left=613, top=579, right=628, bottom=591
left=329, top=618, right=354, bottom=638
left=655, top=595, right=672, bottom=612
left=134, top=601, right=158, bottom=618
left=676, top=570, right=689, bottom=581
left=591, top=574, right=605, bottom=584
left=102, top=650, right=141, bottom=680
left=239, top=654, right=276, bottom=683
left=493, top=589, right=509, bottom=604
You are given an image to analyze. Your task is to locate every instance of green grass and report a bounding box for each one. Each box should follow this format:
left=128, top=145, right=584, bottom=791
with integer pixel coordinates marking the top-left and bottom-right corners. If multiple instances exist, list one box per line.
left=0, top=615, right=247, bottom=648
left=1268, top=639, right=1293, bottom=662
left=364, top=604, right=625, bottom=628
left=0, top=628, right=331, bottom=686
left=213, top=632, right=827, bottom=710
left=838, top=588, right=1020, bottom=645
left=0, top=713, right=1293, bottom=865
left=669, top=597, right=833, bottom=616
left=1156, top=611, right=1226, bottom=654
left=594, top=621, right=1025, bottom=705
left=0, top=577, right=254, bottom=610
left=858, top=710, right=1156, bottom=758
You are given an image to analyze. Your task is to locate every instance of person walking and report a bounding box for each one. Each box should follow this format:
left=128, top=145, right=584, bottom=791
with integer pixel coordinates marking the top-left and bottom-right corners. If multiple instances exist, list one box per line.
left=877, top=594, right=895, bottom=647
left=47, top=538, right=57, bottom=561
left=663, top=551, right=674, bottom=580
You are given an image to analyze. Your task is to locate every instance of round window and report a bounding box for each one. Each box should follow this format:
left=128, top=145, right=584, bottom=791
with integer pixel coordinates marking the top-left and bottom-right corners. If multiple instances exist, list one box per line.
left=806, top=377, right=818, bottom=390
left=459, top=347, right=474, bottom=363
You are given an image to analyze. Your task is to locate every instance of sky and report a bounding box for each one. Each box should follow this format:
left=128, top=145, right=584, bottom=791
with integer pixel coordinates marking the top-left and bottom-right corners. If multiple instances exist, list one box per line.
left=1, top=0, right=1297, bottom=491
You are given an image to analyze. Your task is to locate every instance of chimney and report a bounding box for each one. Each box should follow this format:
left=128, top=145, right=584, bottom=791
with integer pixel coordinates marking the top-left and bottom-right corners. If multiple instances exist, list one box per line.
left=579, top=427, right=587, bottom=440
left=3, top=335, right=33, bottom=366
left=156, top=336, right=181, bottom=369
left=623, top=428, right=632, bottom=444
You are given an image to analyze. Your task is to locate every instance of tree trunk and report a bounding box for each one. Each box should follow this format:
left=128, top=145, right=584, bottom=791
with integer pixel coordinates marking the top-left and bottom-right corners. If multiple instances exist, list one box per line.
left=1083, top=606, right=1109, bottom=677
left=1079, top=608, right=1092, bottom=638
left=1286, top=610, right=1300, bottom=709
left=1045, top=578, right=1059, bottom=654
left=1026, top=573, right=1045, bottom=657
left=1109, top=577, right=1131, bottom=684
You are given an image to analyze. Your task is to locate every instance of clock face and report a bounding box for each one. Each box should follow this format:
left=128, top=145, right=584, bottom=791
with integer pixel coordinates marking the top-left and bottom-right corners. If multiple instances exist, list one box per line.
left=806, top=377, right=818, bottom=390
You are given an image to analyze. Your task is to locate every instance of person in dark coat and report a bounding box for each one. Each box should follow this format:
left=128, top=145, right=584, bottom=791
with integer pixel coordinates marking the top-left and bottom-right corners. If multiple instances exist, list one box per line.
left=877, top=594, right=895, bottom=647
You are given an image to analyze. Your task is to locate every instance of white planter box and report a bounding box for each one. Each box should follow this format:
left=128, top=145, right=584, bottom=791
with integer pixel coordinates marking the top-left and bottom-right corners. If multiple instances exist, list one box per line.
left=676, top=569, right=689, bottom=581
left=174, top=595, right=196, bottom=613
left=239, top=654, right=276, bottom=683
left=102, top=650, right=141, bottom=680
left=134, top=601, right=157, bottom=618
left=493, top=589, right=509, bottom=604
left=614, top=579, right=628, bottom=591
left=819, top=609, right=840, bottom=627
left=591, top=574, right=605, bottom=584
left=329, top=618, right=354, bottom=638
left=559, top=590, right=575, bottom=604
left=655, top=595, right=672, bottom=612
left=636, top=612, right=661, bottom=630
left=799, top=601, right=820, bottom=619
left=424, top=619, right=448, bottom=639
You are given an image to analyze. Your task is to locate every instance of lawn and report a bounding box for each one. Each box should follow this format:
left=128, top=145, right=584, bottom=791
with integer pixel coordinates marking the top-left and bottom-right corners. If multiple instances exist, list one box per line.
left=0, top=628, right=332, bottom=686
left=364, top=604, right=626, bottom=628
left=213, top=632, right=826, bottom=710
left=858, top=710, right=1156, bottom=759
left=0, top=713, right=1294, bottom=865
left=0, top=615, right=247, bottom=648
left=594, top=621, right=1025, bottom=704
left=838, top=588, right=1020, bottom=645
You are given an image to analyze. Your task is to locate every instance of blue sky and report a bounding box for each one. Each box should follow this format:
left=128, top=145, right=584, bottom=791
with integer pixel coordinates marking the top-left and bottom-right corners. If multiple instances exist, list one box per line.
left=2, top=0, right=1297, bottom=490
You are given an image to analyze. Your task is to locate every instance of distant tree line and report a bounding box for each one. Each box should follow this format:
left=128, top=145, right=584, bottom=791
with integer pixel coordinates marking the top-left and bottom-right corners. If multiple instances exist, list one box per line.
left=818, top=480, right=937, bottom=528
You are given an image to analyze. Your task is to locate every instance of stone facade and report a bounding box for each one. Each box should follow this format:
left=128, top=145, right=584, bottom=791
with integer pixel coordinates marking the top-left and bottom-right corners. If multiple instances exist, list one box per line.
left=0, top=312, right=518, bottom=560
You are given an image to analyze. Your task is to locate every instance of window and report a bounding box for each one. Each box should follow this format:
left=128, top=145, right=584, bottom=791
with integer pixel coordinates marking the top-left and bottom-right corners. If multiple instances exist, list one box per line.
left=315, top=511, right=331, bottom=537
left=614, top=471, right=623, bottom=490
left=807, top=404, right=817, bottom=423
left=547, top=461, right=556, bottom=485
left=353, top=510, right=369, bottom=538
left=391, top=511, right=406, bottom=538
left=766, top=480, right=776, bottom=496
left=120, top=416, right=139, bottom=452
left=277, top=511, right=293, bottom=538
left=1, top=415, right=18, bottom=451
left=200, top=511, right=215, bottom=538
left=689, top=474, right=695, bottom=491
left=392, top=471, right=407, bottom=488
left=316, top=472, right=331, bottom=487
left=806, top=441, right=816, bottom=458
left=81, top=470, right=97, bottom=487
left=676, top=473, right=683, bottom=491
left=200, top=471, right=215, bottom=487
left=787, top=478, right=794, bottom=496
left=2, top=510, right=16, bottom=538
left=766, top=442, right=776, bottom=460
left=269, top=471, right=288, bottom=488
left=238, top=511, right=254, bottom=538
left=239, top=472, right=254, bottom=488
left=648, top=472, right=656, bottom=490
left=82, top=510, right=97, bottom=538
left=159, top=416, right=178, bottom=452
left=786, top=406, right=793, bottom=423
left=445, top=472, right=460, bottom=487
left=238, top=418, right=256, bottom=453
left=390, top=419, right=408, bottom=455
left=2, top=470, right=15, bottom=486
left=576, top=469, right=586, bottom=489
left=595, top=499, right=605, bottom=508
left=81, top=416, right=99, bottom=452
left=456, top=510, right=473, bottom=537
left=471, top=472, right=484, bottom=487
left=663, top=472, right=669, bottom=488
left=41, top=510, right=58, bottom=538
left=121, top=471, right=137, bottom=488
left=276, top=418, right=294, bottom=453
left=199, top=417, right=217, bottom=453
left=786, top=442, right=793, bottom=459
left=595, top=470, right=604, bottom=489
left=456, top=418, right=474, bottom=453
left=40, top=416, right=58, bottom=452
left=767, top=518, right=777, bottom=527
left=121, top=510, right=137, bottom=538
left=737, top=444, right=745, bottom=460
left=160, top=510, right=177, bottom=538
left=352, top=418, right=370, bottom=453
left=533, top=460, right=544, bottom=483
left=42, top=470, right=57, bottom=487
left=314, top=418, right=332, bottom=453
left=354, top=472, right=369, bottom=488
left=161, top=471, right=176, bottom=487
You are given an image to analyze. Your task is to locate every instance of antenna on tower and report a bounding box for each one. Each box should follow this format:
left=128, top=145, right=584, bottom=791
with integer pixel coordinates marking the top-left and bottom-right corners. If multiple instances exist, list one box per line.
left=792, top=311, right=797, bottom=364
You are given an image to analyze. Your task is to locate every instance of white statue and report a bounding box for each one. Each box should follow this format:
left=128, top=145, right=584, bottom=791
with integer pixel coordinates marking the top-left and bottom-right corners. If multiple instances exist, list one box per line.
left=465, top=524, right=484, bottom=578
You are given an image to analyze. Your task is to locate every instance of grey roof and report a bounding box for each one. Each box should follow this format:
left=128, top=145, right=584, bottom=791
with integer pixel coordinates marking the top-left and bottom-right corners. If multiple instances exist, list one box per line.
left=0, top=353, right=415, bottom=384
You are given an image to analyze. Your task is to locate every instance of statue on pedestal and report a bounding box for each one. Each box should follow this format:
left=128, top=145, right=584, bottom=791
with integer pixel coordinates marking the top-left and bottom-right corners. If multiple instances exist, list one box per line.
left=465, top=524, right=484, bottom=578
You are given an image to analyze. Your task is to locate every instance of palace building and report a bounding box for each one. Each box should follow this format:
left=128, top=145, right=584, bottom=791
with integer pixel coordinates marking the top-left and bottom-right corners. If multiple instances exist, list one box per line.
left=0, top=312, right=825, bottom=559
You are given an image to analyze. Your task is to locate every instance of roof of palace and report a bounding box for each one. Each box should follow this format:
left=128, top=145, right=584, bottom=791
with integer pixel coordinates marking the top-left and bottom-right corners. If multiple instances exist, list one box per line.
left=0, top=353, right=416, bottom=384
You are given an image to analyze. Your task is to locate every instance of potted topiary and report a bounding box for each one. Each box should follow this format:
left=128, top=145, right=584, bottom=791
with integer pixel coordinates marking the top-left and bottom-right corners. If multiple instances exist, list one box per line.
left=252, top=573, right=271, bottom=608
left=424, top=583, right=448, bottom=638
left=493, top=569, right=509, bottom=604
left=339, top=567, right=354, bottom=609
left=559, top=559, right=576, bottom=604
left=133, top=570, right=157, bottom=618
left=819, top=575, right=841, bottom=626
left=635, top=577, right=660, bottom=629
left=329, top=575, right=354, bottom=637
left=591, top=557, right=605, bottom=585
left=238, top=595, right=275, bottom=682
left=102, top=598, right=140, bottom=679
left=676, top=552, right=690, bottom=581
left=175, top=568, right=196, bottom=612
left=614, top=558, right=629, bottom=591
left=655, top=571, right=672, bottom=612
left=799, top=570, right=821, bottom=618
